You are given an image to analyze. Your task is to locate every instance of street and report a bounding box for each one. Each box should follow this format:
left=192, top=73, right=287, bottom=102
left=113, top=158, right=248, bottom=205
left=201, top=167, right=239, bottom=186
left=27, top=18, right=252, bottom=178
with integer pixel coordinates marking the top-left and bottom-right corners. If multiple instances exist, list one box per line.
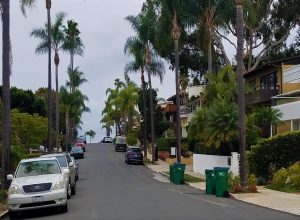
left=5, top=143, right=298, bottom=220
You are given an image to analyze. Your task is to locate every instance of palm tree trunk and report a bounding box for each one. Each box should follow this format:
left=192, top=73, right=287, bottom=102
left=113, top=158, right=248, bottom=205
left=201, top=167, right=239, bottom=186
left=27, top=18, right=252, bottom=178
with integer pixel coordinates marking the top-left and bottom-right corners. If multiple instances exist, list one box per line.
left=175, top=39, right=182, bottom=163
left=236, top=0, right=247, bottom=189
left=141, top=71, right=148, bottom=159
left=1, top=0, right=11, bottom=190
left=147, top=70, right=156, bottom=163
left=208, top=35, right=213, bottom=73
left=46, top=0, right=52, bottom=153
left=54, top=52, right=59, bottom=150
left=65, top=110, right=70, bottom=152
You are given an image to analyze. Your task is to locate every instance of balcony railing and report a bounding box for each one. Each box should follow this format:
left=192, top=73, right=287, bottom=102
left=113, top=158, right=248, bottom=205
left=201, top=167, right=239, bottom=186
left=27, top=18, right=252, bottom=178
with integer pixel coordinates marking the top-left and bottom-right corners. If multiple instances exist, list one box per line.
left=180, top=98, right=201, bottom=116
left=246, top=85, right=279, bottom=105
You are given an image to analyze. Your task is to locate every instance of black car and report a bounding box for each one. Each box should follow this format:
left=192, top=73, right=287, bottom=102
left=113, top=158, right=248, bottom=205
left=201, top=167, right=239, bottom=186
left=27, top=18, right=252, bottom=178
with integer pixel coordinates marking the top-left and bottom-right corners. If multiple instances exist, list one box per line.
left=115, top=136, right=127, bottom=152
left=125, top=146, right=143, bottom=164
left=70, top=146, right=84, bottom=159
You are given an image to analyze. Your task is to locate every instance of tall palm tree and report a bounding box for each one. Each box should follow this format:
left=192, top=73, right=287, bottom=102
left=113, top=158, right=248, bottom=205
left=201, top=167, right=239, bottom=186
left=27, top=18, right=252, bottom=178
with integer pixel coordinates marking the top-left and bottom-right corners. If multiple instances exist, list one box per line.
left=21, top=0, right=53, bottom=152
left=63, top=20, right=84, bottom=73
left=66, top=67, right=88, bottom=93
left=1, top=0, right=11, bottom=190
left=236, top=0, right=247, bottom=189
left=158, top=0, right=183, bottom=163
left=31, top=12, right=66, bottom=150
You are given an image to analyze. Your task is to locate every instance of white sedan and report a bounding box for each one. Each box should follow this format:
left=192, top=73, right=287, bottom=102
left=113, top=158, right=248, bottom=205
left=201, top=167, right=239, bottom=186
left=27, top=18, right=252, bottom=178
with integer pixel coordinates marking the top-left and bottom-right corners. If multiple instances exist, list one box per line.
left=7, top=157, right=69, bottom=218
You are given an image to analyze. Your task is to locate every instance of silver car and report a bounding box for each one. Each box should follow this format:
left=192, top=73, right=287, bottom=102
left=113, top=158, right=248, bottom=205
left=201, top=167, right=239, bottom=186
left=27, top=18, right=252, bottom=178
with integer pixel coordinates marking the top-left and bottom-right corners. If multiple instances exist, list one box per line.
left=40, top=153, right=77, bottom=197
left=7, top=157, right=69, bottom=218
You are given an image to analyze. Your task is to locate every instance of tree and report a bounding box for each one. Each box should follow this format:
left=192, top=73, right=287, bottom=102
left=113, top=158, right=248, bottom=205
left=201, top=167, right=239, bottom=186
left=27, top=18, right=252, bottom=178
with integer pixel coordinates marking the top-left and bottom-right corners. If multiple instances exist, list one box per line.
left=85, top=130, right=96, bottom=143
left=1, top=0, right=11, bottom=190
left=63, top=20, right=84, bottom=73
left=236, top=0, right=247, bottom=189
left=31, top=12, right=66, bottom=149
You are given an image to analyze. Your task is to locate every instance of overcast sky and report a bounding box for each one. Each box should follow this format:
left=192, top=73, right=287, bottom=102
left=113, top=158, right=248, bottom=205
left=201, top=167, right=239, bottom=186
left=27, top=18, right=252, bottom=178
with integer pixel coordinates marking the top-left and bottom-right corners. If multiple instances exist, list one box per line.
left=2, top=0, right=177, bottom=141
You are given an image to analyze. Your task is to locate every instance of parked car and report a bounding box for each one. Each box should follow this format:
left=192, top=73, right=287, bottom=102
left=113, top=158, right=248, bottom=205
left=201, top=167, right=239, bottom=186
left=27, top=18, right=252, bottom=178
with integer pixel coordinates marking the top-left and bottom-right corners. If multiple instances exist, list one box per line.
left=103, top=136, right=113, bottom=143
left=75, top=139, right=86, bottom=152
left=71, top=157, right=79, bottom=181
left=125, top=146, right=143, bottom=164
left=70, top=146, right=84, bottom=159
left=40, top=153, right=76, bottom=196
left=7, top=157, right=69, bottom=218
left=115, top=136, right=127, bottom=152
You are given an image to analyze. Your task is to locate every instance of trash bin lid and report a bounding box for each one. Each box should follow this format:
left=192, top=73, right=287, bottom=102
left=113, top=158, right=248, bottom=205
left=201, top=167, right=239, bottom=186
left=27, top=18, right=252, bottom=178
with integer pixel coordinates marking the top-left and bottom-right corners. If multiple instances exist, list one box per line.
left=213, top=167, right=229, bottom=170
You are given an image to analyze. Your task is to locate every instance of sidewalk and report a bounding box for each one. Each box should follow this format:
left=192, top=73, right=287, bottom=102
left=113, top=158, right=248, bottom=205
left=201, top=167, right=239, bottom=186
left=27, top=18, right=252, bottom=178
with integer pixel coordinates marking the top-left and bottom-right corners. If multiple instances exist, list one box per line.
left=146, top=156, right=300, bottom=216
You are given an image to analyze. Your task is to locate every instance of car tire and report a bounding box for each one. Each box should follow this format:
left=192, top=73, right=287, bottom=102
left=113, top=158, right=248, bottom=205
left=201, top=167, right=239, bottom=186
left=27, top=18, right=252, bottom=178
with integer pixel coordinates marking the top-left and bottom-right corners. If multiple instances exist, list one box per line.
left=75, top=175, right=78, bottom=181
left=60, top=202, right=68, bottom=213
left=8, top=211, right=19, bottom=219
left=67, top=182, right=72, bottom=199
left=71, top=182, right=76, bottom=195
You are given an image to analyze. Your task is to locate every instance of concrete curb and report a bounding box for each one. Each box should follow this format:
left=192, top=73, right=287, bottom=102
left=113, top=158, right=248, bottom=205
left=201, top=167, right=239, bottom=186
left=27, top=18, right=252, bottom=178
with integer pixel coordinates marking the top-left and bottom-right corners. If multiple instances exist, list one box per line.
left=0, top=210, right=8, bottom=219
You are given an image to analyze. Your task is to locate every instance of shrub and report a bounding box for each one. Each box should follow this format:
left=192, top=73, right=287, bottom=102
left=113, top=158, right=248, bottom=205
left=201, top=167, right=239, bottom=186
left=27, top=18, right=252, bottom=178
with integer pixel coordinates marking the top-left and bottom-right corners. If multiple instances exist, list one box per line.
left=156, top=137, right=176, bottom=152
left=287, top=162, right=300, bottom=188
left=228, top=172, right=241, bottom=193
left=272, top=168, right=289, bottom=189
left=248, top=131, right=300, bottom=180
left=126, top=132, right=138, bottom=146
left=194, top=142, right=220, bottom=155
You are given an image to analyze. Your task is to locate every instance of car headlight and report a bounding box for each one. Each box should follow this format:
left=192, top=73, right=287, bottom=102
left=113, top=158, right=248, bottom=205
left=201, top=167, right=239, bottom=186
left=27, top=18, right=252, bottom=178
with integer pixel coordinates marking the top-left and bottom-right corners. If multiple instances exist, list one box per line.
left=8, top=185, right=22, bottom=195
left=53, top=180, right=65, bottom=190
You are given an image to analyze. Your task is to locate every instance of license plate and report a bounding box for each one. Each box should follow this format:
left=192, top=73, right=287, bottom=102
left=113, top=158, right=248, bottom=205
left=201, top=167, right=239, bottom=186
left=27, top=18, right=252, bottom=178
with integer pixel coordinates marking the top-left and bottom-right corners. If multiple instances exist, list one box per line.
left=134, top=155, right=138, bottom=157
left=32, top=196, right=43, bottom=202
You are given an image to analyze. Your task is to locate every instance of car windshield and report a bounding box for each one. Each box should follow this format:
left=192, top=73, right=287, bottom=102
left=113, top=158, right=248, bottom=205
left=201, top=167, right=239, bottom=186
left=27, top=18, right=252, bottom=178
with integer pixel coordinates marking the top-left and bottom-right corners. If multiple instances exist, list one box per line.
left=15, top=160, right=61, bottom=178
left=129, top=148, right=141, bottom=153
left=55, top=156, right=68, bottom=168
left=72, top=147, right=82, bottom=152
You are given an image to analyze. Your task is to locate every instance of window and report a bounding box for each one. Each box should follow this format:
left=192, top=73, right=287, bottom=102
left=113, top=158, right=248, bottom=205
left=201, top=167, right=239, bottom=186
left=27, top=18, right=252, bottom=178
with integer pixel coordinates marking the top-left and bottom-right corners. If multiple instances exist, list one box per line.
left=260, top=72, right=277, bottom=90
left=292, top=119, right=300, bottom=131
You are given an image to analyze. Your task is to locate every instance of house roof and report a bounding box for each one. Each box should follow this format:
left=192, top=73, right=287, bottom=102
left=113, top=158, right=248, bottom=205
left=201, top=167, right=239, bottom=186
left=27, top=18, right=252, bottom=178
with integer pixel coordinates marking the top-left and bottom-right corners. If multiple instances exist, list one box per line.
left=244, top=55, right=300, bottom=77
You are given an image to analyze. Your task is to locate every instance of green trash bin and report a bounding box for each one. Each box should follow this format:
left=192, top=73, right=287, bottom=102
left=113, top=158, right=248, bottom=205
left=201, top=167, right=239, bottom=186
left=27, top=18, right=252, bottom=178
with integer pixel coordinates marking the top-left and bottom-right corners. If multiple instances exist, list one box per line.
left=172, top=163, right=185, bottom=185
left=205, top=169, right=216, bottom=195
left=214, top=167, right=229, bottom=197
left=169, top=164, right=174, bottom=183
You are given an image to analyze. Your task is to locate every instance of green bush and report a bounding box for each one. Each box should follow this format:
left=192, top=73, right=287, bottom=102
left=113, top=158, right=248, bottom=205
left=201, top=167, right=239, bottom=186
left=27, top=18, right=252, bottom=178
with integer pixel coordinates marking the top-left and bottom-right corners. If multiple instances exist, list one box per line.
left=126, top=132, right=138, bottom=146
left=156, top=137, right=176, bottom=151
left=287, top=162, right=300, bottom=188
left=272, top=168, right=289, bottom=189
left=194, top=142, right=220, bottom=155
left=248, top=131, right=300, bottom=180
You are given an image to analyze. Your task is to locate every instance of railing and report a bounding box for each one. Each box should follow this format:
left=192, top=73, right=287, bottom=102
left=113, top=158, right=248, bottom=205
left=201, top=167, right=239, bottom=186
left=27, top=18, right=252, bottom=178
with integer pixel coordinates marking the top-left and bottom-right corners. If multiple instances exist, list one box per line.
left=180, top=98, right=201, bottom=116
left=246, top=85, right=279, bottom=105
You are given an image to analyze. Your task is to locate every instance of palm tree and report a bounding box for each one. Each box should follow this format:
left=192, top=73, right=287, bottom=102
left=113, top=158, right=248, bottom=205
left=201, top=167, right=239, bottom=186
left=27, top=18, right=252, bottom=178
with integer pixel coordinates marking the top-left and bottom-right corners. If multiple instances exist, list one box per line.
left=63, top=20, right=84, bottom=74
left=66, top=67, right=88, bottom=93
left=158, top=0, right=183, bottom=163
left=100, top=114, right=114, bottom=137
left=85, top=130, right=96, bottom=143
left=31, top=12, right=66, bottom=150
left=21, top=0, right=53, bottom=152
left=1, top=0, right=11, bottom=190
left=236, top=0, right=247, bottom=189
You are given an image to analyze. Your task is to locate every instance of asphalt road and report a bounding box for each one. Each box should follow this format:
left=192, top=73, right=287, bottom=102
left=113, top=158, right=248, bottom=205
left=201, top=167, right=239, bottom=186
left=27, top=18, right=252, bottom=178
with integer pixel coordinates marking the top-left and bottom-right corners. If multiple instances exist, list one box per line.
left=5, top=143, right=299, bottom=220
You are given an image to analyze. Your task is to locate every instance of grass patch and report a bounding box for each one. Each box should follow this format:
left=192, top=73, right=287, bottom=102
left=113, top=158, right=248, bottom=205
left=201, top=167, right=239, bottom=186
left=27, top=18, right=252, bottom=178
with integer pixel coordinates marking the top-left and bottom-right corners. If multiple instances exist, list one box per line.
left=266, top=184, right=300, bottom=193
left=164, top=171, right=204, bottom=183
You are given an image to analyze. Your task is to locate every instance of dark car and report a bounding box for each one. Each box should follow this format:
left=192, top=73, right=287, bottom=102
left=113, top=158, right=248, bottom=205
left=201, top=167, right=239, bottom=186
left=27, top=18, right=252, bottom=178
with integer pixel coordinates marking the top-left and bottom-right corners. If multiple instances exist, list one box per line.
left=125, top=146, right=143, bottom=164
left=75, top=139, right=86, bottom=152
left=115, top=136, right=127, bottom=152
left=70, top=146, right=84, bottom=159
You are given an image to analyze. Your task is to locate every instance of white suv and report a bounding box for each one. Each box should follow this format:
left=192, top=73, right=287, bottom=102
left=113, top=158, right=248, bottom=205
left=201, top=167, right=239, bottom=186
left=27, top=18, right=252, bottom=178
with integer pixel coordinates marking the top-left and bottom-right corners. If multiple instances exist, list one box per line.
left=7, top=157, right=69, bottom=218
left=40, top=153, right=76, bottom=197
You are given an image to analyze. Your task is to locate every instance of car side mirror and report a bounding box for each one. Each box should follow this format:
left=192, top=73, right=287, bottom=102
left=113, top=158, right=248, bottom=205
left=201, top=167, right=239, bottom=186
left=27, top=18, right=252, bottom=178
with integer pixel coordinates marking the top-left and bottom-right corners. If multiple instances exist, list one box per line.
left=69, top=161, right=74, bottom=167
left=7, top=174, right=13, bottom=181
left=63, top=169, right=70, bottom=175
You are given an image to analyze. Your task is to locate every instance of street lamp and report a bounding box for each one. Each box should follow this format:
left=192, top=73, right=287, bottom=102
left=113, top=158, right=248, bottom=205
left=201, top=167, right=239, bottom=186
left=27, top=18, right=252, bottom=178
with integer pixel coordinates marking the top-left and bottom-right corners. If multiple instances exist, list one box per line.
left=172, top=23, right=182, bottom=163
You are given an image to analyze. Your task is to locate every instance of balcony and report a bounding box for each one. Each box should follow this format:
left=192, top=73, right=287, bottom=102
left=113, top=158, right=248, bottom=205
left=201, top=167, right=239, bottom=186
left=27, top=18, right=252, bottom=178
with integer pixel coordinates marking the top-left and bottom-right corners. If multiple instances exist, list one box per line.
left=246, top=85, right=279, bottom=105
left=180, top=98, right=201, bottom=117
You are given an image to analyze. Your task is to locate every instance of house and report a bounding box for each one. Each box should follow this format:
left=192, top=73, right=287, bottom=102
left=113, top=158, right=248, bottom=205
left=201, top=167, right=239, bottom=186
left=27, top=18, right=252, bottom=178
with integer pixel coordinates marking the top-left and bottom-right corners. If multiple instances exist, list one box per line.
left=272, top=64, right=300, bottom=135
left=244, top=56, right=300, bottom=107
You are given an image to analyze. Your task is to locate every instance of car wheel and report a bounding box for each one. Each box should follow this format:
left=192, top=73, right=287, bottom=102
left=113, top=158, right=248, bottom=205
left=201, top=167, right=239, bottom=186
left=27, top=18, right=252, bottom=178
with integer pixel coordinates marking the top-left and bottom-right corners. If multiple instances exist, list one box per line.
left=75, top=174, right=78, bottom=181
left=71, top=182, right=76, bottom=195
left=59, top=202, right=68, bottom=213
left=8, top=211, right=20, bottom=219
left=67, top=182, right=72, bottom=199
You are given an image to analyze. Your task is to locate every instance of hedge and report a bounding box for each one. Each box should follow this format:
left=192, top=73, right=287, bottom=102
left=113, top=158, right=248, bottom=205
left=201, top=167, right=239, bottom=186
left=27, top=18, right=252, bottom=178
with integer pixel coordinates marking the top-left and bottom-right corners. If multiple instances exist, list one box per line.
left=248, top=131, right=300, bottom=180
left=156, top=137, right=176, bottom=151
